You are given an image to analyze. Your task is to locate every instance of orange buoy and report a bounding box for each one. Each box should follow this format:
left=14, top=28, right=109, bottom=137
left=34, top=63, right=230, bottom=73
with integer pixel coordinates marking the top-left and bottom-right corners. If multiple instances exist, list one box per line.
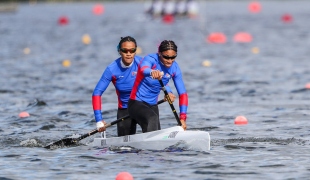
left=23, top=48, right=31, bottom=55
left=233, top=32, right=253, bottom=43
left=207, top=32, right=227, bottom=44
left=82, top=34, right=91, bottom=45
left=251, top=47, right=260, bottom=54
left=202, top=60, right=211, bottom=67
left=62, top=59, right=71, bottom=67
left=136, top=46, right=142, bottom=55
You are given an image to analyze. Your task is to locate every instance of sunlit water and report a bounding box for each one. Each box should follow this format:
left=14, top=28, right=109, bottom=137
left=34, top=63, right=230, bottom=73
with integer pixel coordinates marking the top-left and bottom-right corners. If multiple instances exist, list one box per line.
left=1, top=1, right=310, bottom=179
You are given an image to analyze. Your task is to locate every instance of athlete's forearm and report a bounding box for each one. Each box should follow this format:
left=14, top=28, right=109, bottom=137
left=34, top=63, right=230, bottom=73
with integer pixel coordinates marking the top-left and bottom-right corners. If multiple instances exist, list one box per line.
left=179, top=93, right=188, bottom=120
left=92, top=95, right=102, bottom=122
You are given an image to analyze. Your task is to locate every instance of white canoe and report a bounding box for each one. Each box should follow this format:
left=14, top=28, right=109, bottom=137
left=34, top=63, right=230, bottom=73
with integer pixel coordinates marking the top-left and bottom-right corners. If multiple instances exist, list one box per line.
left=92, top=126, right=211, bottom=151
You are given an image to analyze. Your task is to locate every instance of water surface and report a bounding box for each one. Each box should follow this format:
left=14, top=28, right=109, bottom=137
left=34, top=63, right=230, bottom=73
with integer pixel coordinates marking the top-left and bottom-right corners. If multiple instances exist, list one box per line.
left=1, top=1, right=310, bottom=179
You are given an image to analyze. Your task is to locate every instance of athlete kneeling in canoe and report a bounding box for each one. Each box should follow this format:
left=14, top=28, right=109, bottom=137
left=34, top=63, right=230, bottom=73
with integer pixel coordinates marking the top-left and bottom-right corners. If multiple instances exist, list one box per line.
left=128, top=40, right=188, bottom=132
left=92, top=37, right=175, bottom=136
left=92, top=36, right=141, bottom=136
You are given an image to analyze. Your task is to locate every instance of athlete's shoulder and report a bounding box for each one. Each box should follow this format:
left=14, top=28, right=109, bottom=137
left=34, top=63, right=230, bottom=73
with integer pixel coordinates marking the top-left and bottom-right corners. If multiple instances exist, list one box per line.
left=134, top=55, right=143, bottom=63
left=107, top=57, right=121, bottom=66
left=172, top=60, right=180, bottom=67
left=143, top=53, right=158, bottom=62
left=171, top=61, right=182, bottom=73
left=146, top=53, right=158, bottom=59
left=106, top=57, right=121, bottom=71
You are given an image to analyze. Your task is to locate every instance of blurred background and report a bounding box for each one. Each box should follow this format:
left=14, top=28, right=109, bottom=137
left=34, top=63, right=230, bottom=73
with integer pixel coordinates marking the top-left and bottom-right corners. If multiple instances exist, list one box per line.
left=1, top=0, right=310, bottom=143
left=1, top=0, right=310, bottom=179
left=1, top=0, right=310, bottom=139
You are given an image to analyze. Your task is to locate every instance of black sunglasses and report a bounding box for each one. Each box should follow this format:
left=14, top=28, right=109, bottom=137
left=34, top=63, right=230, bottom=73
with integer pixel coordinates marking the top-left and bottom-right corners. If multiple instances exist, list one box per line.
left=161, top=54, right=177, bottom=60
left=120, top=48, right=136, bottom=54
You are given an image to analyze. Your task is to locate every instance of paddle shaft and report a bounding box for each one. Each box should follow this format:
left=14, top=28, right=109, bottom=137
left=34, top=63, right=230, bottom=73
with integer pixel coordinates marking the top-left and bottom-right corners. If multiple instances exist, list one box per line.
left=158, top=79, right=182, bottom=126
left=44, top=99, right=167, bottom=149
left=77, top=98, right=166, bottom=141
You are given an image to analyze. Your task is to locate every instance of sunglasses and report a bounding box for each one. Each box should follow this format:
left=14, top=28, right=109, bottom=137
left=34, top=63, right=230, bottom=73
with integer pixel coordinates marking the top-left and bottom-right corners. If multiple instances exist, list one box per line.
left=120, top=48, right=136, bottom=54
left=161, top=54, right=177, bottom=60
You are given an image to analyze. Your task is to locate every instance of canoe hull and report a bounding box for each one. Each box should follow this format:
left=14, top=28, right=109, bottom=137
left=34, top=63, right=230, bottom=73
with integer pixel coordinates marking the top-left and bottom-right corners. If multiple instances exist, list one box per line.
left=92, top=126, right=210, bottom=151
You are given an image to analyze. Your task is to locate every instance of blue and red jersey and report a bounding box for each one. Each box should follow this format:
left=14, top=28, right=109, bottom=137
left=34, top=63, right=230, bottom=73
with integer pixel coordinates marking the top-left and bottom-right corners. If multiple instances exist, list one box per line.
left=92, top=56, right=142, bottom=122
left=130, top=53, right=188, bottom=120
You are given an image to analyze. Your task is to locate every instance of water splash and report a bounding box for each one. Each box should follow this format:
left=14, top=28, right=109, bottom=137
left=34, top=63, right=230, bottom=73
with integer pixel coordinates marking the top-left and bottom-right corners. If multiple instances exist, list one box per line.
left=20, top=138, right=41, bottom=147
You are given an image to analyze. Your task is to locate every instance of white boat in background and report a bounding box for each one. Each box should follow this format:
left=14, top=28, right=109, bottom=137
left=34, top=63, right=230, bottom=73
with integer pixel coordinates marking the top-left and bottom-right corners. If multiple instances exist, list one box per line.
left=92, top=126, right=211, bottom=151
left=0, top=3, right=18, bottom=13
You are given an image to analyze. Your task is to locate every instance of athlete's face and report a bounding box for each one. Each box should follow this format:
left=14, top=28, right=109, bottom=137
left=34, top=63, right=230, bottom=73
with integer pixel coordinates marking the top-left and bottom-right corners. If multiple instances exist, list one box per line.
left=119, top=41, right=136, bottom=66
left=159, top=50, right=177, bottom=68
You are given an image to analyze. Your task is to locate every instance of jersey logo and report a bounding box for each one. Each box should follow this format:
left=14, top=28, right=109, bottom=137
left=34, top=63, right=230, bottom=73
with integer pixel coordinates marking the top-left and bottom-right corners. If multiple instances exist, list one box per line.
left=165, top=73, right=171, bottom=78
left=123, top=135, right=130, bottom=142
left=168, top=131, right=178, bottom=138
left=118, top=76, right=124, bottom=78
left=101, top=139, right=107, bottom=146
left=132, top=71, right=137, bottom=76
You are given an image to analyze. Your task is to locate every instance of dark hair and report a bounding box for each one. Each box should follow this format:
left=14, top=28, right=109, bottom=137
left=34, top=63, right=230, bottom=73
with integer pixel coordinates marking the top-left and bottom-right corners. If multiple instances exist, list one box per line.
left=158, top=40, right=177, bottom=53
left=117, top=36, right=137, bottom=51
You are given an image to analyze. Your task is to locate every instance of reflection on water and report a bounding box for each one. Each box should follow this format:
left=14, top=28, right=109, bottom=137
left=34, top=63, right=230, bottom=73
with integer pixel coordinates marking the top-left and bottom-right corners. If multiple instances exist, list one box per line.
left=1, top=1, right=310, bottom=179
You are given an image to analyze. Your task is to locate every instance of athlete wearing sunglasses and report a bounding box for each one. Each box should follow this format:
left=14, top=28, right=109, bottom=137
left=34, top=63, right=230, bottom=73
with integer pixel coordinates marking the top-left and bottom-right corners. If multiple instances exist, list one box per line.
left=119, top=48, right=136, bottom=54
left=128, top=40, right=188, bottom=132
left=92, top=36, right=141, bottom=136
left=92, top=36, right=174, bottom=136
left=161, top=54, right=177, bottom=60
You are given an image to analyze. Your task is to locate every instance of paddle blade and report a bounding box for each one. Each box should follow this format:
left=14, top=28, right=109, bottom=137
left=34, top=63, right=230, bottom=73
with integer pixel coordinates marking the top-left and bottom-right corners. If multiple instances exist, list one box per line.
left=44, top=138, right=78, bottom=149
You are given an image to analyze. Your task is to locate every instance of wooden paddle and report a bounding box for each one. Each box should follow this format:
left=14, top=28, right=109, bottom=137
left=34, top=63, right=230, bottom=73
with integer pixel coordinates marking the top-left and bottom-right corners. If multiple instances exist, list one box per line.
left=44, top=99, right=166, bottom=149
left=158, top=79, right=182, bottom=126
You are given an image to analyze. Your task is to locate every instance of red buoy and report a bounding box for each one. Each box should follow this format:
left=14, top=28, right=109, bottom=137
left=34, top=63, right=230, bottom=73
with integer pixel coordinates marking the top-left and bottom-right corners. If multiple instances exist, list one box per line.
left=281, top=14, right=293, bottom=23
left=58, top=16, right=69, bottom=26
left=234, top=116, right=248, bottom=125
left=92, top=4, right=104, bottom=15
left=19, top=111, right=30, bottom=118
left=162, top=14, right=174, bottom=24
left=248, top=1, right=261, bottom=13
left=207, top=32, right=227, bottom=44
left=233, top=32, right=253, bottom=43
left=115, top=172, right=134, bottom=180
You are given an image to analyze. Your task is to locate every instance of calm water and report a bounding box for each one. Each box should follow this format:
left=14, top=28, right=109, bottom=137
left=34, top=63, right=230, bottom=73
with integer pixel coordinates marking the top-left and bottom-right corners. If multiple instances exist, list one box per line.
left=1, top=1, right=310, bottom=179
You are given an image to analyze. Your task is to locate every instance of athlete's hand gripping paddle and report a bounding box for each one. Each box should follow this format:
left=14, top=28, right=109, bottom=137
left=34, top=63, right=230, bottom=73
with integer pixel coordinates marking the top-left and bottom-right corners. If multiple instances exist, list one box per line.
left=44, top=99, right=166, bottom=149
